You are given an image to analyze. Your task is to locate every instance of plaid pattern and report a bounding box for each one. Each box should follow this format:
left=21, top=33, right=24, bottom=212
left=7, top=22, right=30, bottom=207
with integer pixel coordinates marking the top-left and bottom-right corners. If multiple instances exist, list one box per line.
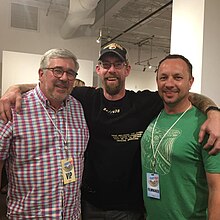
left=0, top=85, right=89, bottom=219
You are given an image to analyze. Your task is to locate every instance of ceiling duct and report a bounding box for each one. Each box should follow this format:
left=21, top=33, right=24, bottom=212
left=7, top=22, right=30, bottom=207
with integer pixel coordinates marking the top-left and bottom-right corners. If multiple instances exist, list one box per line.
left=60, top=0, right=100, bottom=39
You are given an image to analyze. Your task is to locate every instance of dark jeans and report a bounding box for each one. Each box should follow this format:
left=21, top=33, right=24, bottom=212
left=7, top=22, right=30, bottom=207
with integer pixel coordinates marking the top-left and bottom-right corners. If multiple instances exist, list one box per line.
left=81, top=200, right=145, bottom=220
left=1, top=164, right=8, bottom=190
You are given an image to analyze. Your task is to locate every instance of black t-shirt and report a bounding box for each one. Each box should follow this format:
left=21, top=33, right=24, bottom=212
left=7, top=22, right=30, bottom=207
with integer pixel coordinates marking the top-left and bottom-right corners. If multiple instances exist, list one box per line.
left=71, top=87, right=163, bottom=211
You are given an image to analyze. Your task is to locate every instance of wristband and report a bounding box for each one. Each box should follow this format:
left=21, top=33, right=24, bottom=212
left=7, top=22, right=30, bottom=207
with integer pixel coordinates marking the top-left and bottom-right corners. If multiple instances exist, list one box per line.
left=205, top=106, right=220, bottom=113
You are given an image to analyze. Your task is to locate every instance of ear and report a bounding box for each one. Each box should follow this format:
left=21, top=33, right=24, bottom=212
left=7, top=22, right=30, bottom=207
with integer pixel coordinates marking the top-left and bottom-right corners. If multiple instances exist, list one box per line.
left=124, top=64, right=131, bottom=77
left=156, top=72, right=158, bottom=82
left=189, top=76, right=194, bottom=90
left=96, top=64, right=101, bottom=76
left=38, top=69, right=44, bottom=81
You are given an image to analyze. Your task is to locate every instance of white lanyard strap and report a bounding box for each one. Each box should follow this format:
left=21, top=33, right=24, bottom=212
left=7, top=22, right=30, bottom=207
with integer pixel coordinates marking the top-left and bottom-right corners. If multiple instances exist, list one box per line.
left=34, top=90, right=69, bottom=149
left=151, top=104, right=191, bottom=166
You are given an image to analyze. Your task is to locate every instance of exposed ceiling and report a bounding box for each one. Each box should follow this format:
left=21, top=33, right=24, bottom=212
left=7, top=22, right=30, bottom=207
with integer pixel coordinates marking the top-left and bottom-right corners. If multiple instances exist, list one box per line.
left=95, top=0, right=172, bottom=51
left=10, top=0, right=172, bottom=53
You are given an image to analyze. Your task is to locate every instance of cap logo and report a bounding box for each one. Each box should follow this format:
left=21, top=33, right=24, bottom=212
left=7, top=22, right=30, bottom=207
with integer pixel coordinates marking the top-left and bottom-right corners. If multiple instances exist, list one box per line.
left=98, top=42, right=127, bottom=61
left=103, top=43, right=123, bottom=51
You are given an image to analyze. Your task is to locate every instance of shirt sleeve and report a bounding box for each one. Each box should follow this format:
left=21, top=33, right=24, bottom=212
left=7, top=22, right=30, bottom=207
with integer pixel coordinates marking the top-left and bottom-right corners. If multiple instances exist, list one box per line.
left=0, top=119, right=13, bottom=160
left=202, top=149, right=220, bottom=173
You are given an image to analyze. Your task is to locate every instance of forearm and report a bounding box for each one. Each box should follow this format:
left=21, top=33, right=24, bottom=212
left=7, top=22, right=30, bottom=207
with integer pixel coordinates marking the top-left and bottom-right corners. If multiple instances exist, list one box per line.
left=207, top=173, right=220, bottom=219
left=0, top=83, right=36, bottom=122
left=208, top=189, right=220, bottom=219
left=16, top=83, right=36, bottom=94
left=189, top=92, right=217, bottom=114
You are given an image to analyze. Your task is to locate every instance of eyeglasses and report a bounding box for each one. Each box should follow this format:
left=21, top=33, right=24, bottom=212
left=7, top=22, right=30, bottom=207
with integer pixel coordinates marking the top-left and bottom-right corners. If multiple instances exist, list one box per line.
left=98, top=61, right=126, bottom=70
left=43, top=67, right=78, bottom=80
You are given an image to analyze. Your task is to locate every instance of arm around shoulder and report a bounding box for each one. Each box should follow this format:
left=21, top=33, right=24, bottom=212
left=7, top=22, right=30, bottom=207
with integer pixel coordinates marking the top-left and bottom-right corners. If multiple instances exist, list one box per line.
left=0, top=84, right=36, bottom=122
left=189, top=92, right=220, bottom=155
left=189, top=92, right=217, bottom=113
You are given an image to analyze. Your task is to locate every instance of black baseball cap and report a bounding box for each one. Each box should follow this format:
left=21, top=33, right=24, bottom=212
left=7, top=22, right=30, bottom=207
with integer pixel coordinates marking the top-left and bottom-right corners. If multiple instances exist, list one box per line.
left=98, top=42, right=127, bottom=61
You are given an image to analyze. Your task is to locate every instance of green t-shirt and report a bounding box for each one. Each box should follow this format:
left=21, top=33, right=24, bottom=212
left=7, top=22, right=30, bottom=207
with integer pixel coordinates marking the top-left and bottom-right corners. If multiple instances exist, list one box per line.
left=141, top=106, right=220, bottom=220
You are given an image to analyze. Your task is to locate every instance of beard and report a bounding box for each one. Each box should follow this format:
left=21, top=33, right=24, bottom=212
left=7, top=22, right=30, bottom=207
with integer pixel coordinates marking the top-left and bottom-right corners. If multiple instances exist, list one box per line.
left=103, top=78, right=123, bottom=96
left=44, top=81, right=71, bottom=103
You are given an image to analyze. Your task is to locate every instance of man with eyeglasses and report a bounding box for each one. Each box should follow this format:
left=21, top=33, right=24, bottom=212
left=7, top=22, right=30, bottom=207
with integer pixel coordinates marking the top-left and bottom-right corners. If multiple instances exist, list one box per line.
left=42, top=67, right=78, bottom=81
left=0, top=48, right=89, bottom=219
left=0, top=43, right=220, bottom=220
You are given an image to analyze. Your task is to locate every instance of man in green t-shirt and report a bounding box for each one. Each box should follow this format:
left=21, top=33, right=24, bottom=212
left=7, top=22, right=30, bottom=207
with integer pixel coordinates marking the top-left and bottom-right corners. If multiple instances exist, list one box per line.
left=141, top=54, right=220, bottom=219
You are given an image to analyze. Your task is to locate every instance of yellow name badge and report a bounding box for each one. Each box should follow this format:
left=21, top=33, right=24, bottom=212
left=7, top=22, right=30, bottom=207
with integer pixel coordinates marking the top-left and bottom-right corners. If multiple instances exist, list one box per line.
left=61, top=157, right=76, bottom=184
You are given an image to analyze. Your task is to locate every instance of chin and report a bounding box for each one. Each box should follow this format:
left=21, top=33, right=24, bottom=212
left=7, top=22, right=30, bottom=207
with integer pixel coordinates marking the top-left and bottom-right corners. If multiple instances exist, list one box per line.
left=164, top=98, right=176, bottom=104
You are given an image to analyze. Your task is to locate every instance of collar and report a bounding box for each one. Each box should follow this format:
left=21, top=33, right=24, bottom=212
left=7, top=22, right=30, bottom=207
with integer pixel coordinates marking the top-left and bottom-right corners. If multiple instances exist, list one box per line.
left=34, top=84, right=70, bottom=110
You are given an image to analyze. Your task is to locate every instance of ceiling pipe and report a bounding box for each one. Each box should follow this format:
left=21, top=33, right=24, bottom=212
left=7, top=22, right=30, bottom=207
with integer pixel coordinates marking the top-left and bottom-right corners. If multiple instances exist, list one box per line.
left=101, top=0, right=173, bottom=47
left=60, top=0, right=100, bottom=39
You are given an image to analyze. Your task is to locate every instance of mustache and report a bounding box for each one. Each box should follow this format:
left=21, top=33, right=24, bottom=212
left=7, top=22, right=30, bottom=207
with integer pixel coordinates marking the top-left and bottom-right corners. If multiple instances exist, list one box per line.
left=163, top=88, right=179, bottom=92
left=55, top=82, right=69, bottom=88
left=104, top=73, right=119, bottom=79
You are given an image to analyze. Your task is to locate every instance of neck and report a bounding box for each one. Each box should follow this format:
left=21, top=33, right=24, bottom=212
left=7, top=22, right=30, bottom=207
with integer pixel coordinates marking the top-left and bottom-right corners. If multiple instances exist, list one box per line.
left=48, top=98, right=67, bottom=111
left=164, top=100, right=192, bottom=114
left=50, top=102, right=62, bottom=111
left=103, top=89, right=126, bottom=101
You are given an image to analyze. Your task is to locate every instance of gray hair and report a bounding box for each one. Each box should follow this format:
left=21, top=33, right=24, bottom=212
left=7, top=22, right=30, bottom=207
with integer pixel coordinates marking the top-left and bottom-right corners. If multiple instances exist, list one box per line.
left=40, top=48, right=79, bottom=72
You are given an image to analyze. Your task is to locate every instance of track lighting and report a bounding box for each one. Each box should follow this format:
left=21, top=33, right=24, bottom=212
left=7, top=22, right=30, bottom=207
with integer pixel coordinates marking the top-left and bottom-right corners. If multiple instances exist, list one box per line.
left=96, top=29, right=102, bottom=44
left=147, top=61, right=152, bottom=69
left=96, top=37, right=101, bottom=43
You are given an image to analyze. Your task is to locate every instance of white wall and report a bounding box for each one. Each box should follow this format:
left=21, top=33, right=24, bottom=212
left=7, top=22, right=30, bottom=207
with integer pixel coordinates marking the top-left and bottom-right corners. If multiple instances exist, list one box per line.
left=125, top=47, right=166, bottom=92
left=1, top=0, right=219, bottom=103
left=170, top=0, right=220, bottom=105
left=2, top=51, right=93, bottom=94
left=202, top=0, right=220, bottom=105
left=0, top=0, right=99, bottom=94
left=170, top=0, right=205, bottom=93
left=0, top=1, right=100, bottom=62
left=0, top=1, right=160, bottom=96
left=126, top=67, right=157, bottom=92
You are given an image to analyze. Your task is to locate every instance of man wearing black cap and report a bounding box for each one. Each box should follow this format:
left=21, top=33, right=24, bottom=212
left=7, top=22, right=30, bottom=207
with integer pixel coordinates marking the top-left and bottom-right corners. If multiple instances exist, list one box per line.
left=0, top=42, right=220, bottom=220
left=57, top=43, right=220, bottom=219
left=78, top=42, right=162, bottom=219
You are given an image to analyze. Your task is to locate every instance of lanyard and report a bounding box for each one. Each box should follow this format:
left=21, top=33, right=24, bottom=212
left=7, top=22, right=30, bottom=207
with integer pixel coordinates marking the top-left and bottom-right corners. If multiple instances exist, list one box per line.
left=151, top=104, right=191, bottom=172
left=34, top=90, right=69, bottom=151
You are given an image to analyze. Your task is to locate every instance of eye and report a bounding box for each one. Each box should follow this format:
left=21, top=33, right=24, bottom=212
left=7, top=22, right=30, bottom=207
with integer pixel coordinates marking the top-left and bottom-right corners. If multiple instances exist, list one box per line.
left=67, top=70, right=77, bottom=77
left=102, top=62, right=111, bottom=69
left=174, top=76, right=183, bottom=81
left=159, top=76, right=167, bottom=81
left=115, top=62, right=122, bottom=66
left=114, top=62, right=123, bottom=68
left=53, top=68, right=63, bottom=74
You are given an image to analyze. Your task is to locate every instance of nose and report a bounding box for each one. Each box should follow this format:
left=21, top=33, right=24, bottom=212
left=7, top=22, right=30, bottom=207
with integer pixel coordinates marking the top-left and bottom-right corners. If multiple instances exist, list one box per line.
left=164, top=77, right=175, bottom=87
left=108, top=63, right=116, bottom=71
left=60, top=71, right=69, bottom=81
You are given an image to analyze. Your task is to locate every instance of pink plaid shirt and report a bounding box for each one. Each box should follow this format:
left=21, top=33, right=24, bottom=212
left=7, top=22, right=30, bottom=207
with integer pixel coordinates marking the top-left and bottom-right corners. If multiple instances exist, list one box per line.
left=0, top=85, right=89, bottom=219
